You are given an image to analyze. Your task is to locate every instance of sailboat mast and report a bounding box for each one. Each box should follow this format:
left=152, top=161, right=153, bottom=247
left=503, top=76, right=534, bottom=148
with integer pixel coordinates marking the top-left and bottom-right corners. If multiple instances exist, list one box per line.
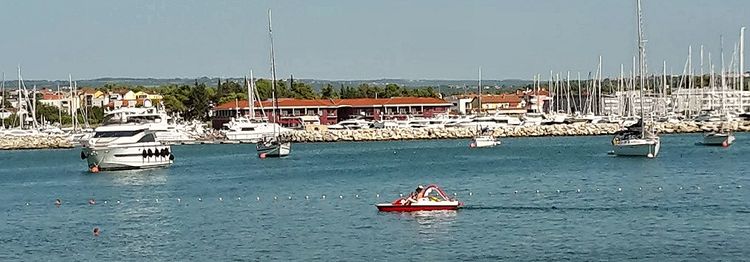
left=477, top=67, right=482, bottom=115
left=637, top=0, right=646, bottom=137
left=248, top=70, right=255, bottom=120
left=740, top=27, right=745, bottom=112
left=1, top=72, right=4, bottom=128
left=268, top=9, right=279, bottom=131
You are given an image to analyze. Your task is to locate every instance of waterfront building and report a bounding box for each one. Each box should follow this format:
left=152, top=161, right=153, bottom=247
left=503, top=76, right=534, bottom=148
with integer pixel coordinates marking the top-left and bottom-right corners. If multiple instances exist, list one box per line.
left=211, top=97, right=452, bottom=128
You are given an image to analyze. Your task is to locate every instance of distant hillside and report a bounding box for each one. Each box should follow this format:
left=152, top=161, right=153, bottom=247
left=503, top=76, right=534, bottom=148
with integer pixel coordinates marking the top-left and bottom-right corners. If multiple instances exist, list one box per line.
left=1, top=77, right=532, bottom=92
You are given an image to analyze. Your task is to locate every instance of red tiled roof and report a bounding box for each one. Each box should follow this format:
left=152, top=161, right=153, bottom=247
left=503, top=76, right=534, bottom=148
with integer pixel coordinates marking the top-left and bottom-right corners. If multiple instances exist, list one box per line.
left=477, top=94, right=522, bottom=104
left=214, top=97, right=451, bottom=110
left=42, top=94, right=64, bottom=100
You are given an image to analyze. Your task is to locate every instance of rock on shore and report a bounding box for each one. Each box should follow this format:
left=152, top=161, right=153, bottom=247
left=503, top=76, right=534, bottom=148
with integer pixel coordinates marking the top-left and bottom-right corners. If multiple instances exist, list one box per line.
left=0, top=136, right=75, bottom=150
left=281, top=121, right=750, bottom=143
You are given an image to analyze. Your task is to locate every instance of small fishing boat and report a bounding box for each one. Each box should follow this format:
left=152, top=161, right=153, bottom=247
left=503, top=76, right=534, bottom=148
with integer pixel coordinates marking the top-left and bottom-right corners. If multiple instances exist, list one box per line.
left=702, top=130, right=735, bottom=147
left=376, top=184, right=462, bottom=212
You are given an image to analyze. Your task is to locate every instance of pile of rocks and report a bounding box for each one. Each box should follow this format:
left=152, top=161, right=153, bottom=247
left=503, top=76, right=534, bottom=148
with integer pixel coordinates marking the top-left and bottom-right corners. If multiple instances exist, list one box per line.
left=0, top=135, right=75, bottom=150
left=281, top=121, right=750, bottom=143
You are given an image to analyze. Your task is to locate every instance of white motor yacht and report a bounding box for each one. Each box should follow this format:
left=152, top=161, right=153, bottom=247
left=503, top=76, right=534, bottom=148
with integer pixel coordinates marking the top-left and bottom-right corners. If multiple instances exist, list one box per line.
left=81, top=124, right=173, bottom=172
left=222, top=116, right=288, bottom=141
left=327, top=118, right=372, bottom=130
left=103, top=107, right=196, bottom=143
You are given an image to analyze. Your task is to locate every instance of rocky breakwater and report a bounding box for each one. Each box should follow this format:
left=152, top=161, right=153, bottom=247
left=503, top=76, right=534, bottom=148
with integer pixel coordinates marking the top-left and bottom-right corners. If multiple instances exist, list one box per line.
left=281, top=121, right=750, bottom=143
left=0, top=135, right=74, bottom=150
left=282, top=123, right=620, bottom=143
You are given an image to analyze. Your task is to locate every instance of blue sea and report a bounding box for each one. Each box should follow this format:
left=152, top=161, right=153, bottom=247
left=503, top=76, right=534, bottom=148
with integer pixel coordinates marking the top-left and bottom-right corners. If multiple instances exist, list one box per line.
left=1, top=134, right=748, bottom=261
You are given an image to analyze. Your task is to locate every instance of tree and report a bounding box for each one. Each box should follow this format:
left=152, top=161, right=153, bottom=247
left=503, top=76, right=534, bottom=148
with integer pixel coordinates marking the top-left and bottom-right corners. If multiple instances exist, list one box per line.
left=186, top=83, right=210, bottom=121
left=320, top=84, right=338, bottom=99
left=290, top=82, right=318, bottom=99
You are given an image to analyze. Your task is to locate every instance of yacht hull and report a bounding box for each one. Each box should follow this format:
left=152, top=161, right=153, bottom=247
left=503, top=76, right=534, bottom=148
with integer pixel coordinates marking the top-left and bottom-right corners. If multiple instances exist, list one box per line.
left=470, top=136, right=500, bottom=148
left=702, top=133, right=735, bottom=146
left=82, top=144, right=173, bottom=171
left=257, top=142, right=291, bottom=158
left=612, top=139, right=660, bottom=158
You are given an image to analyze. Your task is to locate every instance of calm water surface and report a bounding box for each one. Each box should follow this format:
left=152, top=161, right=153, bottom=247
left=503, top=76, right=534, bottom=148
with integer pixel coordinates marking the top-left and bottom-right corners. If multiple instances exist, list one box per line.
left=1, top=134, right=748, bottom=261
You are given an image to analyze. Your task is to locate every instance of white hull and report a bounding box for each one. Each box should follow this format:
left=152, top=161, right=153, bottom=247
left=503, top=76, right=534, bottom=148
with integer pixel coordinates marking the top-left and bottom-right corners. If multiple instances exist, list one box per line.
left=612, top=138, right=660, bottom=158
left=703, top=133, right=735, bottom=146
left=470, top=136, right=500, bottom=148
left=257, top=142, right=291, bottom=157
left=155, top=131, right=195, bottom=143
left=82, top=143, right=173, bottom=171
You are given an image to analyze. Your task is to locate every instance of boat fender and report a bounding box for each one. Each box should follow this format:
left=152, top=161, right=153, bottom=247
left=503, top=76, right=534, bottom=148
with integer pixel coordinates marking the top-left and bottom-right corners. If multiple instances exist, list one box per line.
left=169, top=154, right=175, bottom=161
left=147, top=149, right=153, bottom=157
left=80, top=151, right=87, bottom=159
left=612, top=137, right=620, bottom=145
left=142, top=149, right=147, bottom=158
left=160, top=148, right=167, bottom=157
left=165, top=148, right=170, bottom=156
left=154, top=148, right=160, bottom=157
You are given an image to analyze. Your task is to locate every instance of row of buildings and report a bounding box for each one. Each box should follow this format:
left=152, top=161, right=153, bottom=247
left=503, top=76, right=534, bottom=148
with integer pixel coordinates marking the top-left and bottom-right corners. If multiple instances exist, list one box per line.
left=1, top=88, right=163, bottom=116
left=210, top=89, right=554, bottom=128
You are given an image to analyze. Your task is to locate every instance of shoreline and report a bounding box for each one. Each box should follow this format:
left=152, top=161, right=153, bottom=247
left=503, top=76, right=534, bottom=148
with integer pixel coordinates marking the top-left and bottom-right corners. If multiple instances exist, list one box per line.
left=2, top=121, right=748, bottom=150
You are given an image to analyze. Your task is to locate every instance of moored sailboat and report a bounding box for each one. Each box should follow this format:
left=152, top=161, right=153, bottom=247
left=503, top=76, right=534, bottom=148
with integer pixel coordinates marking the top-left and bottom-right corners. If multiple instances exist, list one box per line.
left=256, top=9, right=291, bottom=158
left=611, top=0, right=660, bottom=158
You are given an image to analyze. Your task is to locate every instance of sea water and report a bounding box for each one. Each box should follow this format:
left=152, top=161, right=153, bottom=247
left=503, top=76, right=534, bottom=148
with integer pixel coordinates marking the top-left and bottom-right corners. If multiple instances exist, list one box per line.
left=0, top=134, right=748, bottom=261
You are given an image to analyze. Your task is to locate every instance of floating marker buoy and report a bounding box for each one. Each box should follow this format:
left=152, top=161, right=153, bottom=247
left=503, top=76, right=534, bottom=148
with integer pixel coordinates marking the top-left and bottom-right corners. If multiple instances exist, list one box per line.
left=273, top=196, right=278, bottom=200
left=737, top=185, right=742, bottom=188
left=219, top=197, right=223, bottom=201
left=376, top=194, right=380, bottom=198
left=596, top=188, right=600, bottom=191
left=103, top=200, right=107, bottom=204
left=322, top=195, right=326, bottom=199
left=155, top=199, right=159, bottom=203
left=177, top=198, right=181, bottom=202
left=288, top=196, right=292, bottom=200
left=305, top=196, right=309, bottom=200
left=399, top=194, right=403, bottom=197
left=339, top=195, right=343, bottom=199
left=679, top=187, right=683, bottom=190
left=535, top=190, right=540, bottom=194
left=718, top=185, right=723, bottom=189
left=618, top=188, right=622, bottom=192
left=469, top=192, right=473, bottom=196
left=256, top=197, right=260, bottom=201
left=259, top=153, right=267, bottom=159
left=355, top=194, right=359, bottom=198
left=453, top=193, right=457, bottom=196
left=89, top=165, right=100, bottom=173
left=514, top=191, right=518, bottom=194
left=697, top=186, right=701, bottom=190
left=576, top=189, right=581, bottom=193
left=136, top=199, right=140, bottom=202
left=722, top=140, right=729, bottom=147
left=658, top=187, right=662, bottom=191
left=556, top=190, right=560, bottom=193
left=116, top=200, right=120, bottom=204
left=198, top=198, right=202, bottom=201
left=639, top=187, right=642, bottom=191
left=25, top=202, right=29, bottom=206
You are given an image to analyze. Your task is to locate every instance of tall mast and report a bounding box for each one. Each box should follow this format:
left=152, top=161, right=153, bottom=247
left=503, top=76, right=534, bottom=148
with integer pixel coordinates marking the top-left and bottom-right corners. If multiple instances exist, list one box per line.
left=477, top=67, right=482, bottom=114
left=637, top=0, right=647, bottom=137
left=0, top=73, right=4, bottom=128
left=268, top=9, right=279, bottom=133
left=720, top=35, right=726, bottom=114
left=69, top=74, right=76, bottom=132
left=740, top=27, right=745, bottom=112
left=248, top=70, right=255, bottom=120
left=57, top=84, right=62, bottom=126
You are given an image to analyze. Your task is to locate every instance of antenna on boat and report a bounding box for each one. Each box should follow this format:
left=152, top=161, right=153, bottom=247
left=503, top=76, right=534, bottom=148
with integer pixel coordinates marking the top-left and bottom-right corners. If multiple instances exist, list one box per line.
left=636, top=0, right=647, bottom=138
left=268, top=9, right=279, bottom=134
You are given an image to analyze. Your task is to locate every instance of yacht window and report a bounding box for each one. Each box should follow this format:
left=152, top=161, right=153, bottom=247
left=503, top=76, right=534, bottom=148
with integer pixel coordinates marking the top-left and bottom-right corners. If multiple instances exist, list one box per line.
left=93, top=130, right=145, bottom=138
left=241, top=127, right=255, bottom=131
left=137, top=133, right=156, bottom=142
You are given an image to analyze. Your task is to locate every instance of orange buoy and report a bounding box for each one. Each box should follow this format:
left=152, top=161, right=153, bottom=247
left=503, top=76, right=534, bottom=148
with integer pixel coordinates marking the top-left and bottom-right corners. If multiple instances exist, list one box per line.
left=722, top=140, right=729, bottom=147
left=259, top=153, right=267, bottom=159
left=90, top=165, right=100, bottom=173
left=469, top=143, right=477, bottom=148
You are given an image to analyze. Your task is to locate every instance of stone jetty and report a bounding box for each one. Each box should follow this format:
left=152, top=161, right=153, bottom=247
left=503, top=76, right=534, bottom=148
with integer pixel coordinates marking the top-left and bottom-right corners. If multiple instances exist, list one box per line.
left=0, top=136, right=75, bottom=150
left=282, top=121, right=750, bottom=143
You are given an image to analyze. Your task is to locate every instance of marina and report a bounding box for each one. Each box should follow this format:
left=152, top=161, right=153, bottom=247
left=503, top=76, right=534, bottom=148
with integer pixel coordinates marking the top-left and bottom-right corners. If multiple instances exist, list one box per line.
left=1, top=0, right=750, bottom=260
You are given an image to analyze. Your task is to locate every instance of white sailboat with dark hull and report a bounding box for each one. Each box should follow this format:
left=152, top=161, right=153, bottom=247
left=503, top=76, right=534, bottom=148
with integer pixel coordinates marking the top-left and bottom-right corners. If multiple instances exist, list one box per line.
left=256, top=9, right=291, bottom=158
left=469, top=68, right=500, bottom=148
left=611, top=0, right=660, bottom=158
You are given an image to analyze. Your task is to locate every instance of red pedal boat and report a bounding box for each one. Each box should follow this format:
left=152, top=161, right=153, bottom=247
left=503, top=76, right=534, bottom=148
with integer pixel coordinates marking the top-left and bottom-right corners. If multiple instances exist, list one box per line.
left=376, top=184, right=462, bottom=212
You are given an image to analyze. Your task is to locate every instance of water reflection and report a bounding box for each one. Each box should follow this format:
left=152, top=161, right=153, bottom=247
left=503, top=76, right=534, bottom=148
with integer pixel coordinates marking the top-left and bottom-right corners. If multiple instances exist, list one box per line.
left=106, top=169, right=169, bottom=186
left=398, top=211, right=458, bottom=236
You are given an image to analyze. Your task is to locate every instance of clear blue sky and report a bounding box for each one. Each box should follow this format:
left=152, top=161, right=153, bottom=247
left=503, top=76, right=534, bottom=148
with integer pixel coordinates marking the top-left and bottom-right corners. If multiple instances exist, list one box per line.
left=0, top=0, right=747, bottom=81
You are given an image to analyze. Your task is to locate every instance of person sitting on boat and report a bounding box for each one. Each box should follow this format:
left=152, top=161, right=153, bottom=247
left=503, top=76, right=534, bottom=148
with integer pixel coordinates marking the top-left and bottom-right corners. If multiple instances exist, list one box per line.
left=406, top=185, right=425, bottom=203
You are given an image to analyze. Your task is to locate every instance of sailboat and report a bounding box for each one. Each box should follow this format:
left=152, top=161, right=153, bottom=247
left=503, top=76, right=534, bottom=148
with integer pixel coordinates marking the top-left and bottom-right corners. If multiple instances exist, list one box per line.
left=469, top=67, right=501, bottom=148
left=702, top=32, right=740, bottom=147
left=611, top=0, right=660, bottom=158
left=256, top=9, right=291, bottom=158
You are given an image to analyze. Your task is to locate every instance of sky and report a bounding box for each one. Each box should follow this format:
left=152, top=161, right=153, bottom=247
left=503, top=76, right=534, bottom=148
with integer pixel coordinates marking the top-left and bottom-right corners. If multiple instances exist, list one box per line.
left=0, top=0, right=748, bottom=81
